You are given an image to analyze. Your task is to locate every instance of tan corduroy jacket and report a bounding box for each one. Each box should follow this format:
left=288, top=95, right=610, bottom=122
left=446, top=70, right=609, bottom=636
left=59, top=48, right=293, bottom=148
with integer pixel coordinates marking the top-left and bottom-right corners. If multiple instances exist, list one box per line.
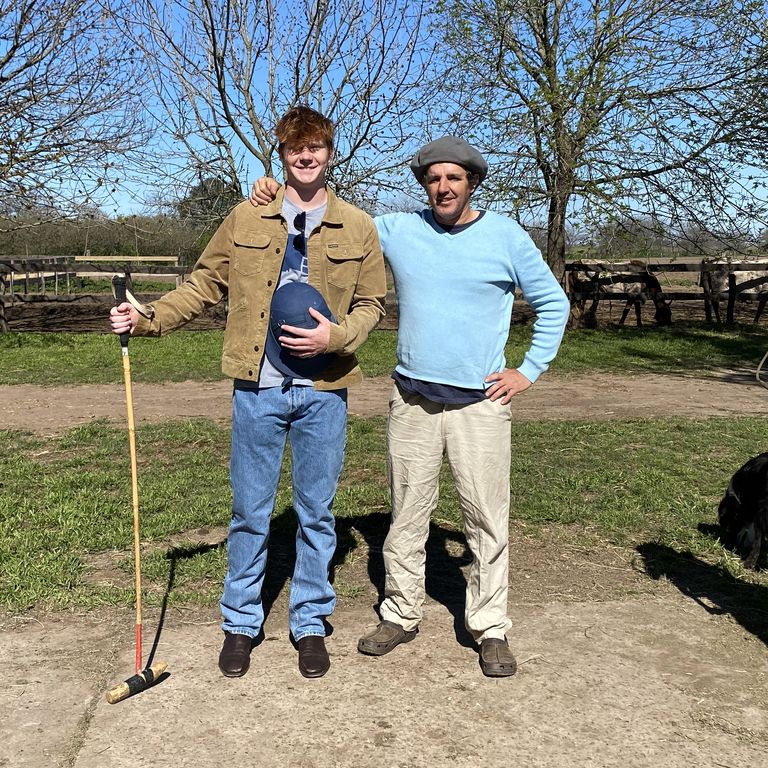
left=133, top=187, right=386, bottom=390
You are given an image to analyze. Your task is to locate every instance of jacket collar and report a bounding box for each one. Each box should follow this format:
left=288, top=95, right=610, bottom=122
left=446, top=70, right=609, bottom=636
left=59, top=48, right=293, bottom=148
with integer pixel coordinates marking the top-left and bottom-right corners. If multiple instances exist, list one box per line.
left=262, top=184, right=343, bottom=225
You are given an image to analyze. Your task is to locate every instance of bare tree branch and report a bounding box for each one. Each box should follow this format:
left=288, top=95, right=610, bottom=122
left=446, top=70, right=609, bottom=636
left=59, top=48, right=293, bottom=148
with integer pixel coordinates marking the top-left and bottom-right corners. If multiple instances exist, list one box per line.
left=128, top=0, right=435, bottom=216
left=0, top=0, right=151, bottom=228
left=435, top=0, right=768, bottom=277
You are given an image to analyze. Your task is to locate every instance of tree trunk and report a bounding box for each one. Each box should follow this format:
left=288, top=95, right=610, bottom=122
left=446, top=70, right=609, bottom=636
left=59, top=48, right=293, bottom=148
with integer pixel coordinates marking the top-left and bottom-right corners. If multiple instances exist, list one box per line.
left=546, top=191, right=569, bottom=282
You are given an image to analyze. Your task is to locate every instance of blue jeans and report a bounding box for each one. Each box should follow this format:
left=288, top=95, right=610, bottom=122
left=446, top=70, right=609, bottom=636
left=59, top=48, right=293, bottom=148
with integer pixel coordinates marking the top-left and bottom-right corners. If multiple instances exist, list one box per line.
left=220, top=382, right=347, bottom=641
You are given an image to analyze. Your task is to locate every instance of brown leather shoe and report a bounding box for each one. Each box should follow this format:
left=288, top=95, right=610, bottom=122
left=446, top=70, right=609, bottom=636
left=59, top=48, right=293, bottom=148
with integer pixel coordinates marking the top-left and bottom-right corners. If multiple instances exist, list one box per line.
left=218, top=631, right=253, bottom=677
left=358, top=620, right=418, bottom=656
left=297, top=635, right=330, bottom=678
left=479, top=638, right=517, bottom=677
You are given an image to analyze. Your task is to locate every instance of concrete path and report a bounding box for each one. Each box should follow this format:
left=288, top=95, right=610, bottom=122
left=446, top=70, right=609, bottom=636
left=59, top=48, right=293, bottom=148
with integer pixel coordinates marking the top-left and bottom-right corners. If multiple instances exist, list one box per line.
left=3, top=591, right=768, bottom=768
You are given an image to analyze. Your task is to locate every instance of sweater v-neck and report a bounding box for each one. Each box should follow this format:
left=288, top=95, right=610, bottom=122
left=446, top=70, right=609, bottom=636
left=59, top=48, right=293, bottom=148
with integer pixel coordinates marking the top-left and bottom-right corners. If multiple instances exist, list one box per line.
left=427, top=209, right=486, bottom=235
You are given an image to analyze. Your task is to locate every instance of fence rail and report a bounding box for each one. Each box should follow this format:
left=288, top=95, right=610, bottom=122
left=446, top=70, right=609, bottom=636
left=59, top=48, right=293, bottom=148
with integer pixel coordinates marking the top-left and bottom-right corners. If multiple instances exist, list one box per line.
left=0, top=258, right=190, bottom=332
left=3, top=258, right=768, bottom=332
left=72, top=255, right=180, bottom=263
left=564, top=260, right=768, bottom=325
left=565, top=261, right=768, bottom=274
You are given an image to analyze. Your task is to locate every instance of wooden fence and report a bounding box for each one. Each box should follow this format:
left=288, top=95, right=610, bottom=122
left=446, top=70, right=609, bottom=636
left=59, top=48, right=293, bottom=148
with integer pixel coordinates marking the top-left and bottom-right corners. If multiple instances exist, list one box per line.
left=3, top=257, right=768, bottom=332
left=564, top=260, right=768, bottom=325
left=0, top=257, right=188, bottom=332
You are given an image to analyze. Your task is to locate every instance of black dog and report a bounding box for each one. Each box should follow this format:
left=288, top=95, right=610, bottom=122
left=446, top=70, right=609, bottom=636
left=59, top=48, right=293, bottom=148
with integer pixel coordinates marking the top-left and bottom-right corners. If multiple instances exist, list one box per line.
left=718, top=452, right=768, bottom=569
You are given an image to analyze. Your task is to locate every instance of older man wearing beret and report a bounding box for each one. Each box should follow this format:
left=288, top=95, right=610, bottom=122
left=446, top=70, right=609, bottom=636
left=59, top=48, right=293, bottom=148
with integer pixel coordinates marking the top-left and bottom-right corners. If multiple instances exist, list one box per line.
left=251, top=136, right=569, bottom=677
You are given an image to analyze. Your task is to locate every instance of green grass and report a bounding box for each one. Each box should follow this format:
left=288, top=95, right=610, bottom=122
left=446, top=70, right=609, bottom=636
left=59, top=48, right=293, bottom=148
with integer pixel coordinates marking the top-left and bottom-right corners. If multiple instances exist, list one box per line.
left=363, top=322, right=768, bottom=378
left=3, top=322, right=768, bottom=612
left=72, top=277, right=175, bottom=294
left=2, top=321, right=766, bottom=386
left=0, top=331, right=226, bottom=385
left=542, top=323, right=768, bottom=375
left=12, top=277, right=174, bottom=295
left=354, top=329, right=398, bottom=377
left=2, top=414, right=766, bottom=611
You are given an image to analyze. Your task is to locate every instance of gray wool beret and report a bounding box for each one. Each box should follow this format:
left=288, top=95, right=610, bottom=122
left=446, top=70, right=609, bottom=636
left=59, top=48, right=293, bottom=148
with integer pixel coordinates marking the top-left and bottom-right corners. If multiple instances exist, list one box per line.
left=410, top=136, right=488, bottom=183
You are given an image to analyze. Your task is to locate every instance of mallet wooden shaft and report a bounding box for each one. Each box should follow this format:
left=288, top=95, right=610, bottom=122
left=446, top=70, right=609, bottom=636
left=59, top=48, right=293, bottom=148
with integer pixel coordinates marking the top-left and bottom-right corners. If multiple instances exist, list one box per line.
left=109, top=273, right=168, bottom=704
left=122, top=348, right=143, bottom=675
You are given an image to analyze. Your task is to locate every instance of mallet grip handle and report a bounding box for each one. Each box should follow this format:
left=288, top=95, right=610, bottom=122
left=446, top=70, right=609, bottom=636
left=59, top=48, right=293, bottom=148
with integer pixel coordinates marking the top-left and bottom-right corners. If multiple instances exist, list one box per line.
left=112, top=274, right=130, bottom=348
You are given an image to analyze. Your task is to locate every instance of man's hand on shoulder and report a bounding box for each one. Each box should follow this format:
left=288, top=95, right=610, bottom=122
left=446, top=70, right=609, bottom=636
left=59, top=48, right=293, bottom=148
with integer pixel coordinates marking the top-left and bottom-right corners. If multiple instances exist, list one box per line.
left=250, top=177, right=280, bottom=207
left=484, top=368, right=532, bottom=405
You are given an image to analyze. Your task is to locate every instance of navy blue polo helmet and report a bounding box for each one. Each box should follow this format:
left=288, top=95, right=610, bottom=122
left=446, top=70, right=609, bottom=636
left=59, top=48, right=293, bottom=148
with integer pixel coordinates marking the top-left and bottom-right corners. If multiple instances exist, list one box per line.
left=265, top=282, right=336, bottom=378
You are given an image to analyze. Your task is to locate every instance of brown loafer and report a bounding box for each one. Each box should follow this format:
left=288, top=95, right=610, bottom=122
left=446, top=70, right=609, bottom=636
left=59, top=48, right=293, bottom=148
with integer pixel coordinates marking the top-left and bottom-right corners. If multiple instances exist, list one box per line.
left=297, top=635, right=330, bottom=678
left=479, top=638, right=517, bottom=677
left=358, top=620, right=418, bottom=656
left=218, top=631, right=253, bottom=677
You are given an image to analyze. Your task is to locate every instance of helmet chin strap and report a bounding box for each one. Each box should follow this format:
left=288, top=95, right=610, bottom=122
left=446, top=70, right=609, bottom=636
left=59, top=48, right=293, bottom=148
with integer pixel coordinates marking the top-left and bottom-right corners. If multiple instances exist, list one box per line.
left=111, top=273, right=150, bottom=317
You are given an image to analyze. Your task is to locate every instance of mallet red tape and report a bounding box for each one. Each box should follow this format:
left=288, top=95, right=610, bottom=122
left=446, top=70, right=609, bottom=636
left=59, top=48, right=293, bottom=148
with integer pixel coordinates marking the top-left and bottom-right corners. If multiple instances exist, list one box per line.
left=106, top=274, right=168, bottom=704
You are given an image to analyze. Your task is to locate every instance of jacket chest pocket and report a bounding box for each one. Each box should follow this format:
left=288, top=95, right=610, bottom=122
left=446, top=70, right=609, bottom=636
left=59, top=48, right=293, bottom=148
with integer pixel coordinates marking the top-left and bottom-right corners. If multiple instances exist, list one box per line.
left=326, top=244, right=362, bottom=288
left=233, top=231, right=272, bottom=276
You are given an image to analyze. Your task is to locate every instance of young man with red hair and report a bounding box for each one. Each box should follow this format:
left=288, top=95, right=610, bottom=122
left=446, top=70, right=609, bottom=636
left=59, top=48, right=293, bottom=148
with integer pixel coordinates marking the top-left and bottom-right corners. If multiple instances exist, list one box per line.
left=111, top=105, right=386, bottom=679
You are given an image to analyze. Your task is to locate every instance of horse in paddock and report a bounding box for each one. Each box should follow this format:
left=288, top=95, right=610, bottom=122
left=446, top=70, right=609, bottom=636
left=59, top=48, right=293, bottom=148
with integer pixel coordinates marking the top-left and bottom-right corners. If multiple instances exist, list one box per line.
left=699, top=259, right=768, bottom=324
left=567, top=259, right=671, bottom=328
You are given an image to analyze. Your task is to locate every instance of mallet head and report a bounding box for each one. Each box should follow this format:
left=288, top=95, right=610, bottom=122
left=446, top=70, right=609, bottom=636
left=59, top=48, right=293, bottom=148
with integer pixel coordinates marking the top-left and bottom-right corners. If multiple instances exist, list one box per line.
left=105, top=661, right=168, bottom=704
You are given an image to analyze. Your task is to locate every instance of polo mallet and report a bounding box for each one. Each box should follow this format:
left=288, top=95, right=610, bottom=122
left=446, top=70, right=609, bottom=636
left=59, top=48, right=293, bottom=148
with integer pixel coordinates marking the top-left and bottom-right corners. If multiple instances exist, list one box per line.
left=105, top=274, right=167, bottom=704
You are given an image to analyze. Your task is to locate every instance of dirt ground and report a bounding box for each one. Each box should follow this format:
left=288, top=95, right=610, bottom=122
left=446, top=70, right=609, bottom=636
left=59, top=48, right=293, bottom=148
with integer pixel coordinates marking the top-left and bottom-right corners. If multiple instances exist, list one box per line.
left=3, top=368, right=768, bottom=436
left=3, top=301, right=768, bottom=766
left=3, top=372, right=768, bottom=767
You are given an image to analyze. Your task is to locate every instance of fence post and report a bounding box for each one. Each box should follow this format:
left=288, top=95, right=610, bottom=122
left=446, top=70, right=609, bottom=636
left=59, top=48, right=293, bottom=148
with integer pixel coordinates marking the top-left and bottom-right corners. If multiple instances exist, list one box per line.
left=702, top=268, right=714, bottom=322
left=727, top=272, right=737, bottom=324
left=0, top=273, right=8, bottom=332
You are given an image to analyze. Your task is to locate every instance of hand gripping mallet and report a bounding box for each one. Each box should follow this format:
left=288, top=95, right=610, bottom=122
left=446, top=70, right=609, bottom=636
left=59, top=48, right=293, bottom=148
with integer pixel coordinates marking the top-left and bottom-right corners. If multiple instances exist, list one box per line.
left=105, top=274, right=167, bottom=704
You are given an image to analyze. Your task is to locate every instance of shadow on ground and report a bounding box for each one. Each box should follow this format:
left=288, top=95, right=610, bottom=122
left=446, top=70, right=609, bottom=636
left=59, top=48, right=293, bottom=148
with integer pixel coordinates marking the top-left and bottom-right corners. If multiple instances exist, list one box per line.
left=146, top=539, right=229, bottom=666
left=334, top=512, right=475, bottom=647
left=151, top=509, right=477, bottom=649
left=637, top=540, right=768, bottom=647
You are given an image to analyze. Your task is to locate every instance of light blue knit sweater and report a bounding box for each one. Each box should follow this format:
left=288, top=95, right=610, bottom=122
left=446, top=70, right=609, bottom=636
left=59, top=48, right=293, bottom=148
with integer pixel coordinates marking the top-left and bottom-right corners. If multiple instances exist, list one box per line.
left=375, top=209, right=570, bottom=389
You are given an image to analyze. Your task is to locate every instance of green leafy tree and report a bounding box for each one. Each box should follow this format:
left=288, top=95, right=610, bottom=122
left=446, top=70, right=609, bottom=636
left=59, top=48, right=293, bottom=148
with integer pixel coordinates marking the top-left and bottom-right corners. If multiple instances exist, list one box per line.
left=436, top=0, right=768, bottom=278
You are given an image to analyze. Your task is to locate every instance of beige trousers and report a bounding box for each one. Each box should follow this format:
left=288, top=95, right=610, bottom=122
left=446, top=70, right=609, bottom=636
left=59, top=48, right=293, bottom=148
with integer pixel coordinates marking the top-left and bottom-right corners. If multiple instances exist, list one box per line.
left=379, top=384, right=514, bottom=643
